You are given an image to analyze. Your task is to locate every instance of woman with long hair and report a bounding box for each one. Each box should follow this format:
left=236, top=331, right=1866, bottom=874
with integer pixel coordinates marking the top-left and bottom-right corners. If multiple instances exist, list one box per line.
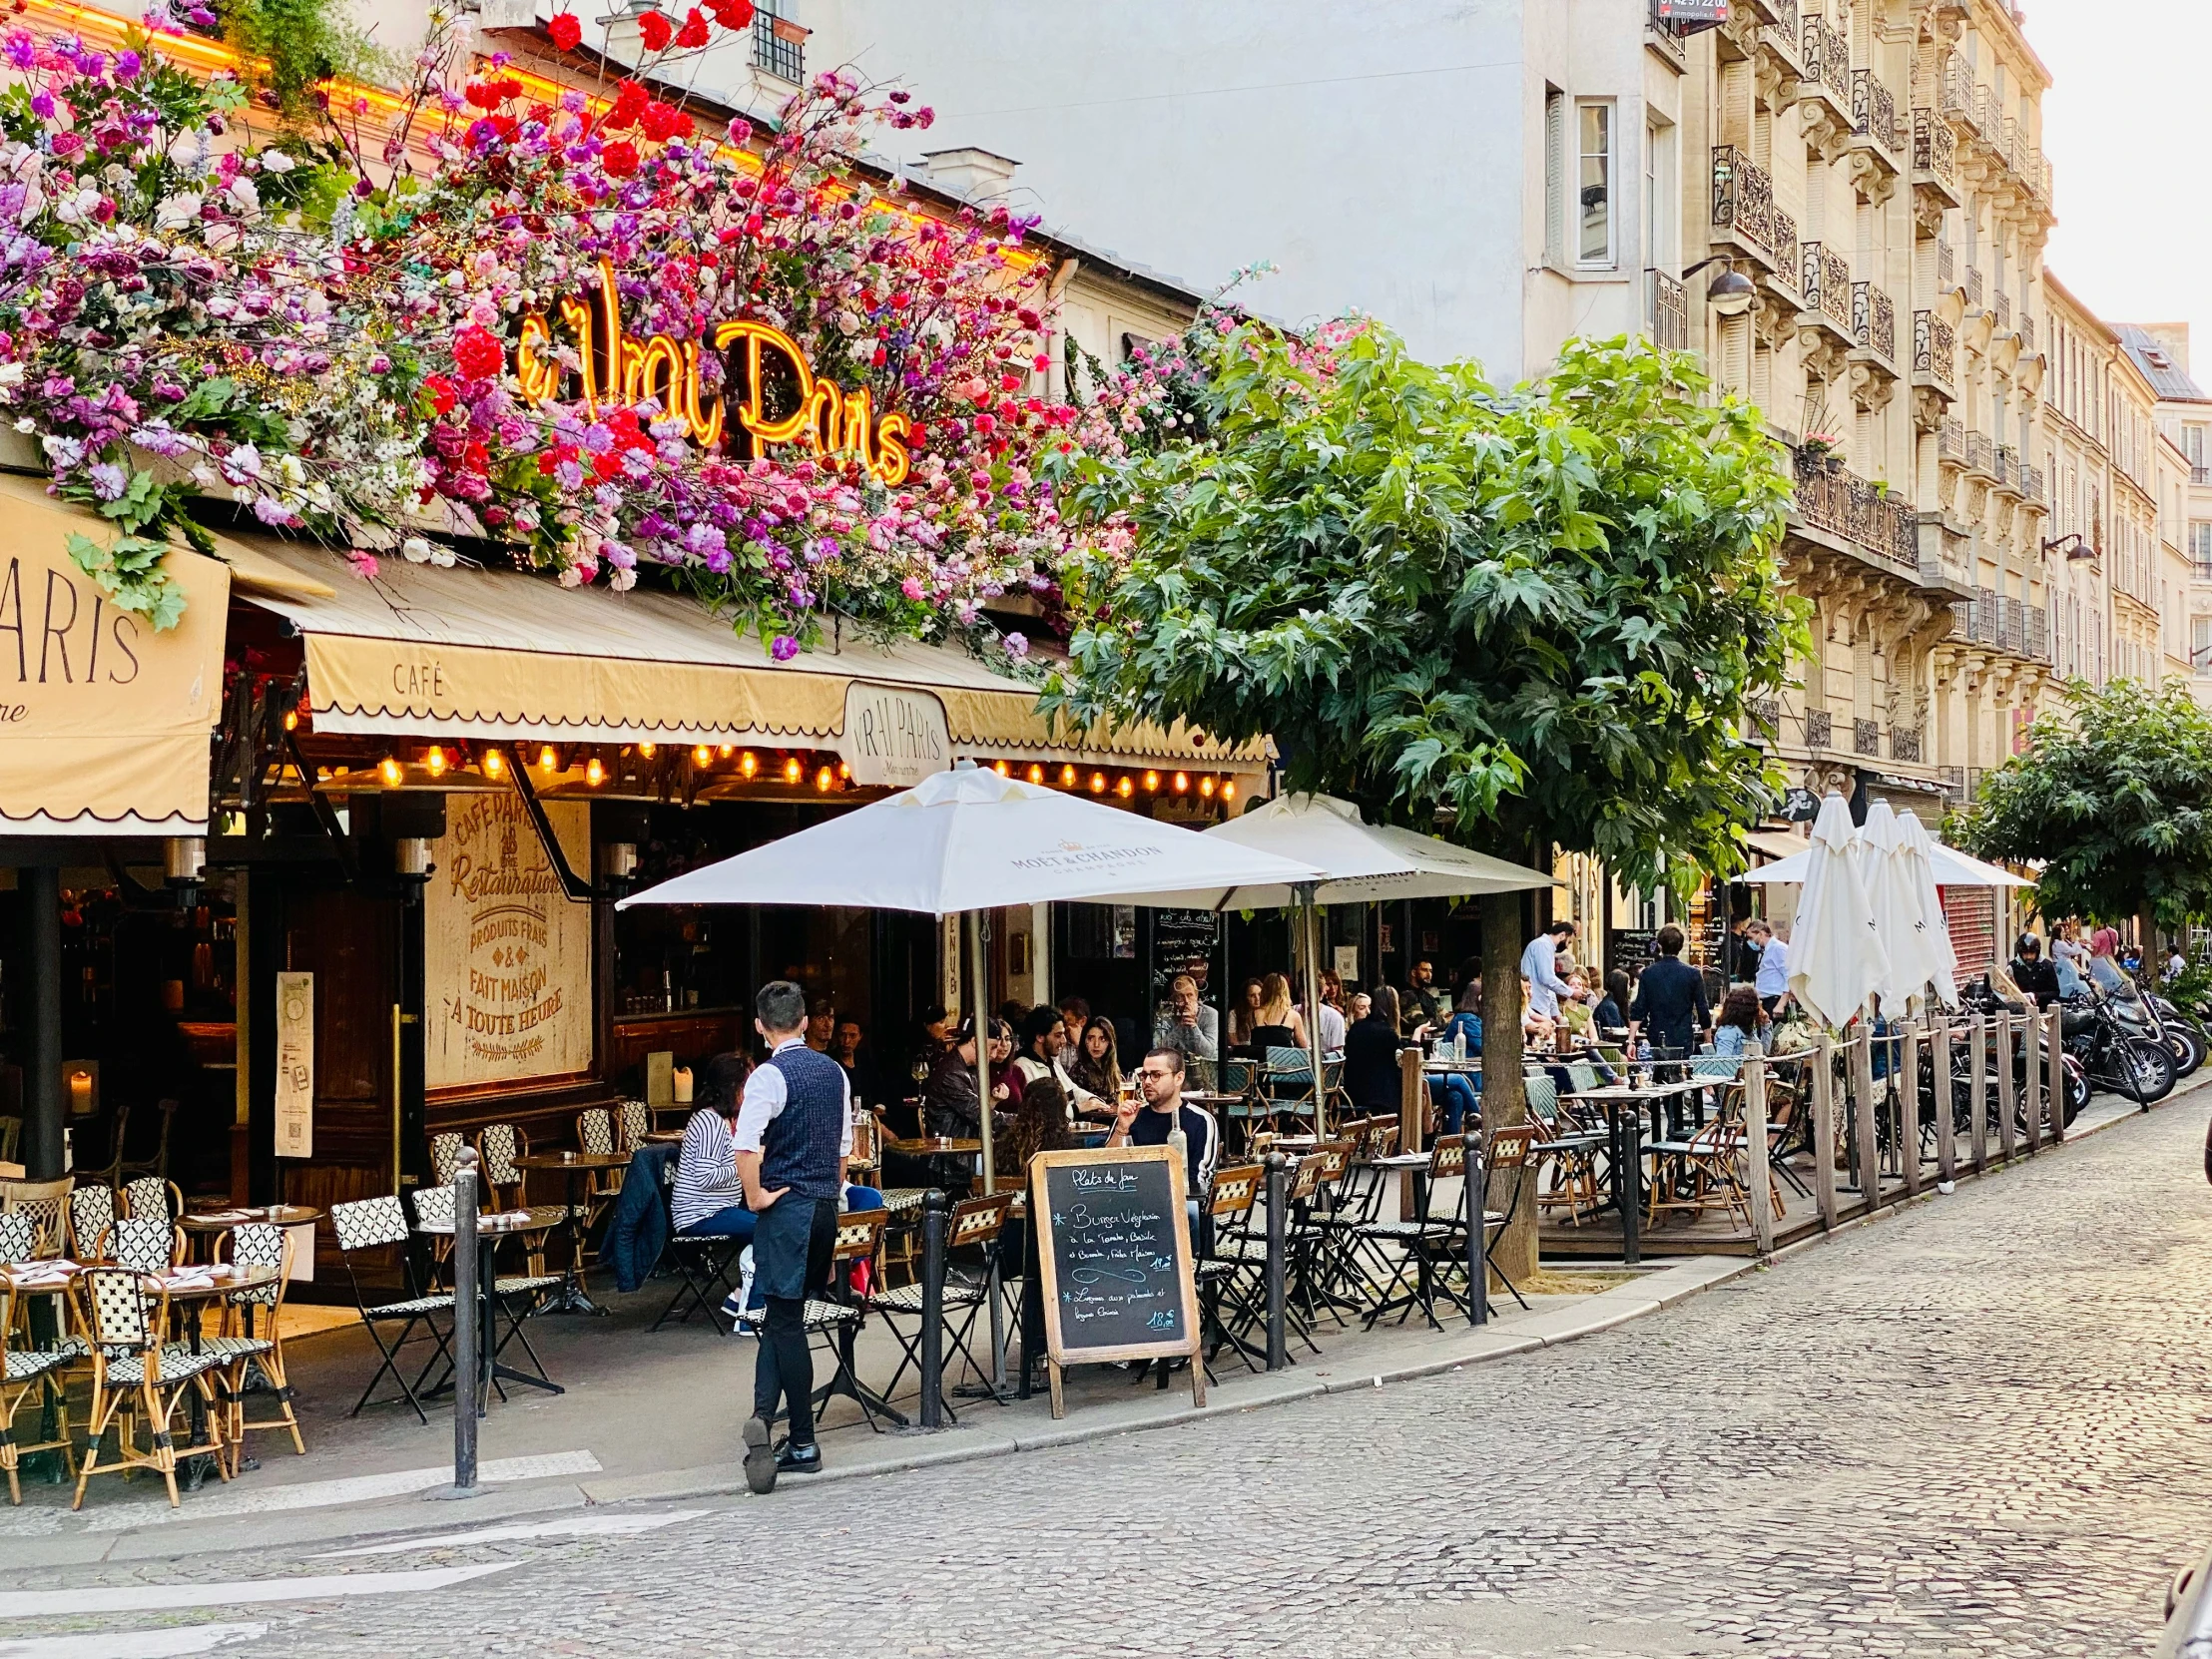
left=1227, top=976, right=1265, bottom=1051
left=1251, top=971, right=1309, bottom=1051
left=1344, top=983, right=1403, bottom=1113
left=1710, top=984, right=1763, bottom=1058
left=1063, top=1015, right=1123, bottom=1120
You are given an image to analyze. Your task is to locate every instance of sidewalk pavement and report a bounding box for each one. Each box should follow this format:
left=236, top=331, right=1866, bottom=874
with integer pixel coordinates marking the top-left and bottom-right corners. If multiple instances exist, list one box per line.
left=5, top=1069, right=2195, bottom=1567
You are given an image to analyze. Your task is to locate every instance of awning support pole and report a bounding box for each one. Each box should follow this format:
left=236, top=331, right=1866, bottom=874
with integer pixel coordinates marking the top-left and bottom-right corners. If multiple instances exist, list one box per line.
left=968, top=908, right=1007, bottom=1395
left=21, top=866, right=62, bottom=1182
left=1299, top=883, right=1328, bottom=1139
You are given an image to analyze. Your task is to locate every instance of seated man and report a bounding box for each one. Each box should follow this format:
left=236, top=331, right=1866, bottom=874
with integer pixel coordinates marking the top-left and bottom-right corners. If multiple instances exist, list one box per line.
left=1106, top=1046, right=1220, bottom=1244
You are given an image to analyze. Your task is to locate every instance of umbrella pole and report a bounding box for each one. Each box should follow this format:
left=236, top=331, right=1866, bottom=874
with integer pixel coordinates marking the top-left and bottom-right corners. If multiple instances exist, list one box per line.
left=967, top=908, right=1008, bottom=1395
left=1300, top=884, right=1328, bottom=1139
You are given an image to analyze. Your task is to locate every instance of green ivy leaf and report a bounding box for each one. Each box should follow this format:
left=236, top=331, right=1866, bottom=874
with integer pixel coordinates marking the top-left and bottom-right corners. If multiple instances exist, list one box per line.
left=63, top=531, right=187, bottom=632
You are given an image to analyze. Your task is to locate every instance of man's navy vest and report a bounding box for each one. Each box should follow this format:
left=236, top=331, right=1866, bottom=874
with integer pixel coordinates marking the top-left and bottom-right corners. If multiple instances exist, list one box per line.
left=761, top=1045, right=846, bottom=1201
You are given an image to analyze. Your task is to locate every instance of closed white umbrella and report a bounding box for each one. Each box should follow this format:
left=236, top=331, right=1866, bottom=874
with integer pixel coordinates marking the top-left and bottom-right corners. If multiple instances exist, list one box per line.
left=1860, top=800, right=1953, bottom=1010
left=1897, top=810, right=1960, bottom=1002
left=1788, top=792, right=1892, bottom=1026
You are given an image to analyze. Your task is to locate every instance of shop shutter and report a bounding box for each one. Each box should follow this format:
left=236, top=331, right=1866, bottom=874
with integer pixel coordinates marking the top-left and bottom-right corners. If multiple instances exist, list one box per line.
left=1942, top=886, right=1996, bottom=986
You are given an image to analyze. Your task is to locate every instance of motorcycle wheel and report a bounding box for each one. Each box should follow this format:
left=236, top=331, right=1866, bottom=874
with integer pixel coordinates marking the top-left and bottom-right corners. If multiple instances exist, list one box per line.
left=2177, top=1018, right=2211, bottom=1078
left=2062, top=1058, right=2088, bottom=1123
left=2121, top=1037, right=2179, bottom=1105
left=2167, top=1029, right=2197, bottom=1077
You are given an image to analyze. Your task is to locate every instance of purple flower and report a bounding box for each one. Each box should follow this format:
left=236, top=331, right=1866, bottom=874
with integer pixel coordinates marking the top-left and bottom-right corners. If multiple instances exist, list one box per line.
left=86, top=461, right=126, bottom=500
left=3, top=32, right=35, bottom=70
left=29, top=91, right=55, bottom=122
left=114, top=49, right=141, bottom=79
left=580, top=422, right=614, bottom=455
left=1002, top=633, right=1029, bottom=660
left=770, top=635, right=799, bottom=662
left=555, top=458, right=585, bottom=489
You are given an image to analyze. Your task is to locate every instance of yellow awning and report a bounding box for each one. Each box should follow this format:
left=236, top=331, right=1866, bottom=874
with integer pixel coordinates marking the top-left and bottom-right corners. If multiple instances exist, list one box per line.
left=234, top=538, right=1256, bottom=770
left=0, top=473, right=231, bottom=834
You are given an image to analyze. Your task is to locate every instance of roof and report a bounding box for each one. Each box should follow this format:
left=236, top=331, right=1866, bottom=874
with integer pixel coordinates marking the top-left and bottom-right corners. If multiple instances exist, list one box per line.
left=2116, top=324, right=2212, bottom=404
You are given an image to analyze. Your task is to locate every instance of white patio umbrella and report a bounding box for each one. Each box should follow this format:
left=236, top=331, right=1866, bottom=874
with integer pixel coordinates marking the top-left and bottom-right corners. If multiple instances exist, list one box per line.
left=1787, top=792, right=1892, bottom=1026
left=619, top=763, right=1324, bottom=1191
left=1083, top=794, right=1554, bottom=1131
left=1741, top=833, right=2032, bottom=889
left=1898, top=810, right=1960, bottom=1001
left=1859, top=800, right=1955, bottom=1011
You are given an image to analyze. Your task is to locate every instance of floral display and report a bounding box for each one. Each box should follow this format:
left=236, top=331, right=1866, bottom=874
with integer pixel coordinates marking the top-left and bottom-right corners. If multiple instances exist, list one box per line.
left=0, top=6, right=1124, bottom=658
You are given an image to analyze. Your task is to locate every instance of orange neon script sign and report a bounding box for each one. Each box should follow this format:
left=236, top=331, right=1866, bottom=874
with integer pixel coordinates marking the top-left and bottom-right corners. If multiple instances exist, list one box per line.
left=511, top=259, right=912, bottom=487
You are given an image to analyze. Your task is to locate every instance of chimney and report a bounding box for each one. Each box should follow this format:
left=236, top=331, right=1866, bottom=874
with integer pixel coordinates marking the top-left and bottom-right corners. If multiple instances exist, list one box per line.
left=919, top=147, right=1020, bottom=202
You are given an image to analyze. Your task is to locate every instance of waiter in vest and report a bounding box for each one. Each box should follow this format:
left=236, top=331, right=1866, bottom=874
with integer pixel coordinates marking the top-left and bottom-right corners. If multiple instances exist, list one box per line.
left=736, top=978, right=852, bottom=1494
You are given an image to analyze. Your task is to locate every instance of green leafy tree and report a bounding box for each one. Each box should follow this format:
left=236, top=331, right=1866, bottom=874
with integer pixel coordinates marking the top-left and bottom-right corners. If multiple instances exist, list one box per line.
left=1959, top=678, right=2212, bottom=935
left=1047, top=323, right=1804, bottom=1275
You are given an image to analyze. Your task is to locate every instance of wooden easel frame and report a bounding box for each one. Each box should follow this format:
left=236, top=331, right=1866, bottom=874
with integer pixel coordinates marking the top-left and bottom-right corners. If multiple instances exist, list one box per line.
left=1029, top=1144, right=1205, bottom=1418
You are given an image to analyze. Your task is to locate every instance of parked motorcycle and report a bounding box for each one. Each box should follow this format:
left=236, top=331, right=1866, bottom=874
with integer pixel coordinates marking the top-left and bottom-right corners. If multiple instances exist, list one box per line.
left=2057, top=989, right=2176, bottom=1107
left=2143, top=990, right=2208, bottom=1078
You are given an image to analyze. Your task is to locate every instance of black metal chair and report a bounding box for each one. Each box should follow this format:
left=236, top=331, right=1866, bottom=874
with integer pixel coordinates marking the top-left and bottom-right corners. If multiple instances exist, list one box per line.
left=329, top=1195, right=455, bottom=1424
left=866, top=1192, right=1011, bottom=1412
left=652, top=1162, right=748, bottom=1332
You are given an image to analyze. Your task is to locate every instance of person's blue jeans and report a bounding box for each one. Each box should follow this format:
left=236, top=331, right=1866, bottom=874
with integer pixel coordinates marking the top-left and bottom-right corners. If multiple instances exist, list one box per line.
left=1428, top=1075, right=1478, bottom=1134
left=686, top=1187, right=885, bottom=1313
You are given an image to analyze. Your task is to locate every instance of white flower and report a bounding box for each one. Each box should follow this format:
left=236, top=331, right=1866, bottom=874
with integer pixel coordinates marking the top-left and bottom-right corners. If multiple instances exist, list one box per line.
left=557, top=563, right=584, bottom=588
left=428, top=544, right=455, bottom=568
left=225, top=177, right=260, bottom=218
left=12, top=417, right=32, bottom=433
left=154, top=191, right=202, bottom=234
left=401, top=536, right=433, bottom=564
left=258, top=149, right=294, bottom=174
left=224, top=442, right=263, bottom=480
left=0, top=363, right=23, bottom=386
left=609, top=565, right=636, bottom=591
left=53, top=188, right=101, bottom=226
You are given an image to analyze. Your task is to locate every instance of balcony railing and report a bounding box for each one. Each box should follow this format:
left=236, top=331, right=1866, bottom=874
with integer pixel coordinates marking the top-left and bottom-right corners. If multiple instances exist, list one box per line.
left=1806, top=709, right=1834, bottom=750
left=752, top=6, right=807, bottom=80
left=1951, top=588, right=2050, bottom=662
left=1964, top=265, right=1984, bottom=309
left=1854, top=718, right=1883, bottom=757
left=2018, top=312, right=2035, bottom=352
left=1892, top=727, right=1924, bottom=763
left=1852, top=70, right=1901, bottom=155
left=1994, top=290, right=2011, bottom=331
left=1800, top=240, right=1852, bottom=333
left=1913, top=108, right=1957, bottom=192
left=1748, top=696, right=1782, bottom=732
left=1936, top=417, right=1966, bottom=466
left=2021, top=463, right=2044, bottom=504
left=1712, top=147, right=1788, bottom=273
left=1645, top=2, right=1691, bottom=68
left=1936, top=239, right=1954, bottom=290
left=2193, top=464, right=2212, bottom=486
left=1854, top=281, right=1896, bottom=362
left=1941, top=52, right=1974, bottom=128
left=2194, top=560, right=2212, bottom=581
left=1647, top=269, right=1689, bottom=350
left=1914, top=311, right=1955, bottom=394
left=1802, top=16, right=1850, bottom=107
left=1791, top=446, right=1919, bottom=572
left=1965, top=430, right=1995, bottom=477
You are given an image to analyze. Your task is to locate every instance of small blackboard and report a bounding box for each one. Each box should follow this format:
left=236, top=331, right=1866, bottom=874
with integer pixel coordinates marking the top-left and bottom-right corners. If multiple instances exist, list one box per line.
left=1030, top=1144, right=1204, bottom=1416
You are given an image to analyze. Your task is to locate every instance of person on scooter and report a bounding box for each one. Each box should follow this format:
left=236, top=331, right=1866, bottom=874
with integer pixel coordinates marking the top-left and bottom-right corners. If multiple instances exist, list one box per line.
left=2010, top=932, right=2061, bottom=1010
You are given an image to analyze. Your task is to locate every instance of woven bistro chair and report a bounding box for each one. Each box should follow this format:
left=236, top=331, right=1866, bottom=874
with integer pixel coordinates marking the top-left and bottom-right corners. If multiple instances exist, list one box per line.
left=617, top=1101, right=653, bottom=1156
left=476, top=1123, right=573, bottom=1278
left=1, top=1177, right=71, bottom=1259
left=1193, top=1163, right=1266, bottom=1376
left=121, top=1175, right=183, bottom=1226
left=574, top=1108, right=626, bottom=1252
left=1645, top=1116, right=1754, bottom=1233
left=69, top=1267, right=231, bottom=1509
left=1477, top=1125, right=1534, bottom=1314
left=1357, top=1134, right=1472, bottom=1332
left=866, top=1192, right=1013, bottom=1411
left=797, top=1208, right=899, bottom=1433
left=408, top=1186, right=561, bottom=1398
left=67, top=1183, right=117, bottom=1260
left=210, top=1223, right=302, bottom=1460
left=102, top=1214, right=182, bottom=1275
left=329, top=1195, right=454, bottom=1424
left=0, top=1243, right=79, bottom=1503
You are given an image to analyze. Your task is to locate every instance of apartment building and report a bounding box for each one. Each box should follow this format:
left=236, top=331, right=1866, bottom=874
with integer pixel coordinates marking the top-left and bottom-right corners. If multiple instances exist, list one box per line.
left=2115, top=324, right=2212, bottom=697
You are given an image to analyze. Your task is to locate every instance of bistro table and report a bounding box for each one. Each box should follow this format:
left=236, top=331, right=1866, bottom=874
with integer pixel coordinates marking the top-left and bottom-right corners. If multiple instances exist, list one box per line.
left=512, top=1151, right=628, bottom=1315
left=179, top=1205, right=322, bottom=1265
left=1559, top=1081, right=1705, bottom=1265
left=415, top=1212, right=563, bottom=1410
left=153, top=1264, right=279, bottom=1479
left=885, top=1137, right=982, bottom=1158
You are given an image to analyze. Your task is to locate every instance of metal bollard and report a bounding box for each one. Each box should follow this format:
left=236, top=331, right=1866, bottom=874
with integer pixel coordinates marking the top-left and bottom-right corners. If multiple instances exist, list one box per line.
left=434, top=1149, right=483, bottom=1500
left=1465, top=1129, right=1488, bottom=1326
left=1264, top=1153, right=1288, bottom=1372
left=918, top=1190, right=950, bottom=1430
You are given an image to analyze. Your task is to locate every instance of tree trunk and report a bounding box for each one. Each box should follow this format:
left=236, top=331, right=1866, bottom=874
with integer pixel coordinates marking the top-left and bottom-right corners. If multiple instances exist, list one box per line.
left=1479, top=889, right=1533, bottom=1282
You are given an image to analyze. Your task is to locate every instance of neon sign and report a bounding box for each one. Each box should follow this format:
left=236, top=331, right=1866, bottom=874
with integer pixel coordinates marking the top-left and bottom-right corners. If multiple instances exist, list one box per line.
left=512, top=259, right=911, bottom=487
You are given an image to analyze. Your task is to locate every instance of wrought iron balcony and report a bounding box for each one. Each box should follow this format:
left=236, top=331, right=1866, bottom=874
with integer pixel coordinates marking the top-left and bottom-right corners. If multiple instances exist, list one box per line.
left=1941, top=52, right=1975, bottom=129
left=1993, top=290, right=2011, bottom=331
left=1791, top=445, right=1918, bottom=573
left=2018, top=312, right=2035, bottom=352
left=1854, top=281, right=1896, bottom=364
left=1647, top=269, right=1689, bottom=350
left=1936, top=239, right=1954, bottom=290
left=1964, top=265, right=1984, bottom=309
left=1912, top=108, right=1958, bottom=197
left=1805, top=709, right=1834, bottom=750
left=1993, top=444, right=2023, bottom=497
left=1891, top=727, right=1923, bottom=763
left=1852, top=70, right=1901, bottom=156
left=2193, top=464, right=2212, bottom=486
left=1748, top=697, right=1781, bottom=732
left=1800, top=241, right=1853, bottom=336
left=1965, top=430, right=1995, bottom=479
left=1914, top=311, right=1955, bottom=397
left=1801, top=16, right=1851, bottom=109
left=1645, top=2, right=1691, bottom=68
left=1936, top=418, right=1966, bottom=468
left=1854, top=718, right=1882, bottom=757
left=2021, top=463, right=2044, bottom=504
left=1951, top=588, right=2049, bottom=662
left=751, top=6, right=806, bottom=80
left=1712, top=147, right=1789, bottom=274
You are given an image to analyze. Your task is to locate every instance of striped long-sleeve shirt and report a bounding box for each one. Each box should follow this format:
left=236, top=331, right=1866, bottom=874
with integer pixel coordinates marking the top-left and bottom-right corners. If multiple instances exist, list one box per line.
left=671, top=1109, right=745, bottom=1233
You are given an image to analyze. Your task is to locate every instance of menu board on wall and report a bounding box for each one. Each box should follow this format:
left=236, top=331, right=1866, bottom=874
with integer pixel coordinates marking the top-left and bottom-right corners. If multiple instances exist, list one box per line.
left=1149, top=908, right=1220, bottom=1007
left=426, top=793, right=594, bottom=1090
left=274, top=971, right=313, bottom=1158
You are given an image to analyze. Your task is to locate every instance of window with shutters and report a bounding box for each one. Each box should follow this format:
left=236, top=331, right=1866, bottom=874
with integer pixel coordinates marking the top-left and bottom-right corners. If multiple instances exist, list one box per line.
left=1543, top=89, right=1566, bottom=267
left=1577, top=101, right=1614, bottom=267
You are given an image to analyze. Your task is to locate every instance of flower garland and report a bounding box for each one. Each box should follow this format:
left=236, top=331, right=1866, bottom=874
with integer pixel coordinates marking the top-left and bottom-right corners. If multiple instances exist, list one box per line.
left=0, top=8, right=1125, bottom=662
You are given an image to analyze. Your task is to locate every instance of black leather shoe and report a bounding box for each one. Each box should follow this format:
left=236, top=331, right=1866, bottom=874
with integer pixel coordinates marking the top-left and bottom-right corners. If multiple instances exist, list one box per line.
left=742, top=1415, right=776, bottom=1495
left=775, top=1438, right=823, bottom=1475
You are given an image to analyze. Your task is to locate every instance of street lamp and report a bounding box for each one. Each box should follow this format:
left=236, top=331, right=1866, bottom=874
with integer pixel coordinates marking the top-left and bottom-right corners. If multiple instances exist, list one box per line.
left=1681, top=256, right=1757, bottom=317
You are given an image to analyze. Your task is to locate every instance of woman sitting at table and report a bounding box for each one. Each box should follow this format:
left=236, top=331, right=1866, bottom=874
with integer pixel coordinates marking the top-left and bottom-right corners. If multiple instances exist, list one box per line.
left=1062, top=1016, right=1123, bottom=1122
left=1427, top=984, right=1482, bottom=1134
left=1251, top=972, right=1309, bottom=1054
left=1226, top=977, right=1265, bottom=1053
left=1709, top=985, right=1766, bottom=1059
left=1344, top=985, right=1407, bottom=1114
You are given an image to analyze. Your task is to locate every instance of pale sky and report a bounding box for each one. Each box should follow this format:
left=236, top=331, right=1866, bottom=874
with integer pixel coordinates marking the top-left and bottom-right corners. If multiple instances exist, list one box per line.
left=2032, top=0, right=2212, bottom=371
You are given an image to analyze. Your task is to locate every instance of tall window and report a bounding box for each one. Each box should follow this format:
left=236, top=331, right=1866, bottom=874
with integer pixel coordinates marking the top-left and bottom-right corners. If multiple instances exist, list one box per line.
left=2191, top=521, right=2212, bottom=575
left=1577, top=101, right=1613, bottom=267
left=2195, top=616, right=2212, bottom=675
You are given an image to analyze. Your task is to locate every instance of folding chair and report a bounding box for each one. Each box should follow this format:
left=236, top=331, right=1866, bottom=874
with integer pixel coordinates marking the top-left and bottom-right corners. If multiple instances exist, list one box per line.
left=407, top=1186, right=562, bottom=1397
left=797, top=1208, right=903, bottom=1432
left=1478, top=1125, right=1533, bottom=1313
left=0, top=1245, right=77, bottom=1503
left=1194, top=1164, right=1266, bottom=1376
left=651, top=1162, right=747, bottom=1333
left=867, top=1193, right=1012, bottom=1411
left=1358, top=1135, right=1472, bottom=1332
left=475, top=1123, right=572, bottom=1278
left=70, top=1267, right=231, bottom=1509
left=328, top=1195, right=454, bottom=1424
left=210, top=1222, right=302, bottom=1461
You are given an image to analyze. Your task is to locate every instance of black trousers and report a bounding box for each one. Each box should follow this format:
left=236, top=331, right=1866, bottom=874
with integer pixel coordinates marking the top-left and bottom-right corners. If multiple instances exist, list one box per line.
left=753, top=1197, right=837, bottom=1442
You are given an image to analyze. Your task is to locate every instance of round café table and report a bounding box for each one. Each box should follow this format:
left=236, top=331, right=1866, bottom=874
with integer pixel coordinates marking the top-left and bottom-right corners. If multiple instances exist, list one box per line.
left=414, top=1212, right=563, bottom=1408
left=179, top=1205, right=322, bottom=1265
left=512, top=1151, right=629, bottom=1315
left=148, top=1264, right=281, bottom=1483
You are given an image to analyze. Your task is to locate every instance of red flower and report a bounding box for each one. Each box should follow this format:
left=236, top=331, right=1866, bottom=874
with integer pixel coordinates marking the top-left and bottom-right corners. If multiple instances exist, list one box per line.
left=463, top=440, right=490, bottom=475
left=607, top=79, right=648, bottom=128
left=675, top=7, right=709, bottom=47
left=422, top=375, right=458, bottom=416
left=601, top=140, right=640, bottom=178
left=709, top=0, right=752, bottom=25
left=452, top=325, right=504, bottom=381
left=547, top=11, right=581, bottom=49
left=637, top=9, right=672, bottom=50
left=640, top=100, right=685, bottom=142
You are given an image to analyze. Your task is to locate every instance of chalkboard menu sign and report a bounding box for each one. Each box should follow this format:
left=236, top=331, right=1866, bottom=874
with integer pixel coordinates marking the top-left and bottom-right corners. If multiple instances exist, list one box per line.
left=1030, top=1144, right=1204, bottom=1416
left=1149, top=907, right=1221, bottom=1006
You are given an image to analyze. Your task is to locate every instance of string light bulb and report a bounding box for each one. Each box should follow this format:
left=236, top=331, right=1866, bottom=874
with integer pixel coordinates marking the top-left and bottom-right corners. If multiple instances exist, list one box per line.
left=694, top=745, right=713, bottom=767
left=638, top=742, right=657, bottom=759
left=1116, top=777, right=1134, bottom=799
left=483, top=750, right=505, bottom=779
left=1090, top=772, right=1106, bottom=795
left=1199, top=776, right=1217, bottom=799
left=740, top=751, right=759, bottom=779
left=585, top=757, right=605, bottom=787
left=1223, top=779, right=1238, bottom=802
left=720, top=745, right=735, bottom=758
left=784, top=757, right=803, bottom=784
left=1060, top=764, right=1077, bottom=787
left=993, top=760, right=1009, bottom=777
left=1144, top=770, right=1160, bottom=792
left=538, top=746, right=558, bottom=774
left=282, top=710, right=297, bottom=731
left=837, top=762, right=850, bottom=780
left=1027, top=764, right=1044, bottom=784
left=378, top=756, right=402, bottom=787
left=425, top=745, right=447, bottom=777
left=1173, top=772, right=1190, bottom=794
left=816, top=766, right=834, bottom=793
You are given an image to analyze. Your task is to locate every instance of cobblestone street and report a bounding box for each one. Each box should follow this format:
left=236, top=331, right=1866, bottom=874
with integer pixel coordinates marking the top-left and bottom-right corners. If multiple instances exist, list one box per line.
left=13, top=1096, right=2212, bottom=1658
